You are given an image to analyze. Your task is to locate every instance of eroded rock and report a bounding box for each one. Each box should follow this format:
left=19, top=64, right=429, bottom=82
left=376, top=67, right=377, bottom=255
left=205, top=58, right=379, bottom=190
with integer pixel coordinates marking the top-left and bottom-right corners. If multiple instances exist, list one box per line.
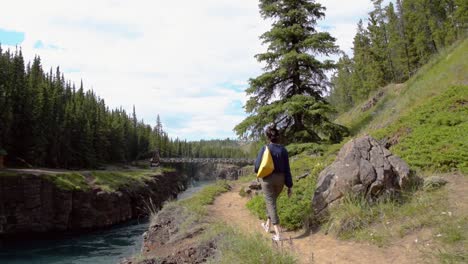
left=191, top=163, right=242, bottom=181
left=0, top=171, right=188, bottom=236
left=312, top=135, right=411, bottom=215
left=137, top=204, right=217, bottom=264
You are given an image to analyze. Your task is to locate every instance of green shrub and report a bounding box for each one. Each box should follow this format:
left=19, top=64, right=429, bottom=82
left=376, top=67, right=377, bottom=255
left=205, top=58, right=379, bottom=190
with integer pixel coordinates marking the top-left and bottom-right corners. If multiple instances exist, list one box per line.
left=373, top=86, right=468, bottom=174
left=286, top=143, right=326, bottom=156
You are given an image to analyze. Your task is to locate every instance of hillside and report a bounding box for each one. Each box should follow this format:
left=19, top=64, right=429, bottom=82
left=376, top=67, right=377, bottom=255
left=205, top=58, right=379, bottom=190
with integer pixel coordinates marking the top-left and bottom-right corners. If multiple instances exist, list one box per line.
left=243, top=39, right=468, bottom=263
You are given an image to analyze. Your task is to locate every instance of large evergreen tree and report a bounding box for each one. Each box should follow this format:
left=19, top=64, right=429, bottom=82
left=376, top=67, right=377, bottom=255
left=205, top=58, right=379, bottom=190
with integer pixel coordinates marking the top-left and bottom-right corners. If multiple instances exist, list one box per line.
left=235, top=0, right=348, bottom=143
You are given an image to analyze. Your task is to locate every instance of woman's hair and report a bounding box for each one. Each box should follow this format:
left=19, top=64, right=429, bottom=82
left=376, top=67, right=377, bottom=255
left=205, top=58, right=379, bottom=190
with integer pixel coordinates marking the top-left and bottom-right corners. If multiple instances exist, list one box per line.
left=265, top=125, right=280, bottom=143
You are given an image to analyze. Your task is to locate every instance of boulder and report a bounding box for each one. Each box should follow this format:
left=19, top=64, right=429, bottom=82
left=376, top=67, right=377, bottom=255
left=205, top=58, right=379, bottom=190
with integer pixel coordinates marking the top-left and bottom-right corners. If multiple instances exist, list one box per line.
left=248, top=180, right=262, bottom=190
left=216, top=164, right=241, bottom=181
left=312, top=135, right=411, bottom=215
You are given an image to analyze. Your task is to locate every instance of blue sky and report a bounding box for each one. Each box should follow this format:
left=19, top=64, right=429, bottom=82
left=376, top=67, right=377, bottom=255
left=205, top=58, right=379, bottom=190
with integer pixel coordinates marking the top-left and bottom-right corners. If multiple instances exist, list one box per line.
left=0, top=28, right=24, bottom=46
left=0, top=0, right=378, bottom=140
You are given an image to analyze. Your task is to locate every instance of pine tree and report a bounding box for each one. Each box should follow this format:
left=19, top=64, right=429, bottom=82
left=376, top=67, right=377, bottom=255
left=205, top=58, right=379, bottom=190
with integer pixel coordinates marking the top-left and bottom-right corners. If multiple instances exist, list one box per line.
left=329, top=53, right=354, bottom=112
left=395, top=0, right=414, bottom=78
left=0, top=45, right=12, bottom=152
left=235, top=0, right=348, bottom=143
left=351, top=20, right=377, bottom=100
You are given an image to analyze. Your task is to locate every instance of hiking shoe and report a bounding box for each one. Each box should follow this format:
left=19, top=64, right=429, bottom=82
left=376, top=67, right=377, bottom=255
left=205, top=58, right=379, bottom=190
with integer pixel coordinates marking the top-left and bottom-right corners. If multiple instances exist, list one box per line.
left=261, top=222, right=269, bottom=233
left=272, top=234, right=281, bottom=241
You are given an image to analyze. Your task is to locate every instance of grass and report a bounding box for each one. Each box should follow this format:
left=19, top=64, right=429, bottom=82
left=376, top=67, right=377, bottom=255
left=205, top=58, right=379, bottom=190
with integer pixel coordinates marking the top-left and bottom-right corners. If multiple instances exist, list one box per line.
left=179, top=180, right=231, bottom=217
left=434, top=215, right=468, bottom=263
left=323, top=182, right=467, bottom=264
left=0, top=171, right=90, bottom=191
left=325, top=188, right=446, bottom=245
left=437, top=251, right=467, bottom=264
left=336, top=38, right=468, bottom=137
left=90, top=169, right=161, bottom=192
left=205, top=223, right=297, bottom=264
left=0, top=168, right=167, bottom=192
left=43, top=173, right=91, bottom=191
left=373, top=85, right=468, bottom=174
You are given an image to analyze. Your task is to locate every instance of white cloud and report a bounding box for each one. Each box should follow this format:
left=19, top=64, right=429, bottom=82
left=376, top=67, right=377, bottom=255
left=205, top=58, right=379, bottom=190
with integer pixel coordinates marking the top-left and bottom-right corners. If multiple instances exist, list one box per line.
left=0, top=0, right=374, bottom=140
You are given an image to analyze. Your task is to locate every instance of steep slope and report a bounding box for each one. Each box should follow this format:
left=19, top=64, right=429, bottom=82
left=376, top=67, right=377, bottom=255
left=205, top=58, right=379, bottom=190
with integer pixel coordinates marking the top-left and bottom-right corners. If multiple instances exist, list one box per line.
left=243, top=39, right=468, bottom=263
left=336, top=39, right=467, bottom=143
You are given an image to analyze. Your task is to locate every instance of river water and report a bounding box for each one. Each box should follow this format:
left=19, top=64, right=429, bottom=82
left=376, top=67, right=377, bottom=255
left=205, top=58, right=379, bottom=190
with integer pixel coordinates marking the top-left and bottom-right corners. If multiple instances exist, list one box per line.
left=0, top=180, right=214, bottom=264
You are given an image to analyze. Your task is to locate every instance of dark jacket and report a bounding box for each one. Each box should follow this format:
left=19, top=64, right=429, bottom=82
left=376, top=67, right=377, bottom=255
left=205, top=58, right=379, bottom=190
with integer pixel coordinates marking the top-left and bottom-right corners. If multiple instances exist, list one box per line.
left=254, top=143, right=293, bottom=188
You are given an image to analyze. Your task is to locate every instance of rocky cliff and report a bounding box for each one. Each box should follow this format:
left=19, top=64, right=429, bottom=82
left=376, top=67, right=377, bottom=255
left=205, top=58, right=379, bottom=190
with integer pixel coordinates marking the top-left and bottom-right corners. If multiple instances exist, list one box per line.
left=0, top=171, right=187, bottom=237
left=181, top=163, right=246, bottom=181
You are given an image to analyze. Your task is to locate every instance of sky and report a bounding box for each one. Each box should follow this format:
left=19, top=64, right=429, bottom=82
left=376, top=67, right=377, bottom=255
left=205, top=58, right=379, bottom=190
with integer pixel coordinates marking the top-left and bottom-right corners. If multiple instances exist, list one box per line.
left=0, top=0, right=379, bottom=140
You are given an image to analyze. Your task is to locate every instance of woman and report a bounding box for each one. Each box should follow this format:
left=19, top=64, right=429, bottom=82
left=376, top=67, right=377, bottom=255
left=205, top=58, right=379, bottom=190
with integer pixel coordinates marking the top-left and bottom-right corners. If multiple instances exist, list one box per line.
left=254, top=126, right=293, bottom=241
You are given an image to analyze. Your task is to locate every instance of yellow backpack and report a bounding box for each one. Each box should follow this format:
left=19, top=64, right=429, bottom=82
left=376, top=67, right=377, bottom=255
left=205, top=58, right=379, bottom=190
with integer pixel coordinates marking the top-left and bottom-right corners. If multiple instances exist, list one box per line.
left=257, top=146, right=274, bottom=178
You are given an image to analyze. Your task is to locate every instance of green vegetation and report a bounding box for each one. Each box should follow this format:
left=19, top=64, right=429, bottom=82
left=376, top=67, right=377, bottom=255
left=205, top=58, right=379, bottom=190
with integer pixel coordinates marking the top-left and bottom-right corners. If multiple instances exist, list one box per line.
left=0, top=168, right=167, bottom=192
left=374, top=86, right=468, bottom=173
left=325, top=187, right=467, bottom=261
left=330, top=40, right=468, bottom=175
left=90, top=170, right=161, bottom=192
left=43, top=173, right=90, bottom=191
left=244, top=33, right=467, bottom=263
left=326, top=188, right=445, bottom=244
left=206, top=224, right=296, bottom=264
left=330, top=0, right=466, bottom=112
left=179, top=181, right=231, bottom=216
left=337, top=39, right=468, bottom=136
left=235, top=0, right=348, bottom=143
left=285, top=143, right=327, bottom=157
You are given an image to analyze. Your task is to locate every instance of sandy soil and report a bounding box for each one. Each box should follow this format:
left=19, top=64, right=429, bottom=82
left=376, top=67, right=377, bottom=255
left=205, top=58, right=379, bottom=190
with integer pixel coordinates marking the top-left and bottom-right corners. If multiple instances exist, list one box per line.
left=208, top=184, right=427, bottom=264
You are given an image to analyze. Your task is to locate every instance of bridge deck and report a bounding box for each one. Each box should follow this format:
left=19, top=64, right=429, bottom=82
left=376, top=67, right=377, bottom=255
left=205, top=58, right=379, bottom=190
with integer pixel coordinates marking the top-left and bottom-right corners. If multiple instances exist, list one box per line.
left=158, top=158, right=254, bottom=164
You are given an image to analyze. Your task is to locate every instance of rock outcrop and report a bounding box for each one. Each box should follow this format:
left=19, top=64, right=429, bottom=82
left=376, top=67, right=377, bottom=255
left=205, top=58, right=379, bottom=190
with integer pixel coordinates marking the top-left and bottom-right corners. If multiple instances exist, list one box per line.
left=191, top=163, right=243, bottom=181
left=0, top=171, right=187, bottom=236
left=361, top=91, right=384, bottom=112
left=130, top=204, right=217, bottom=264
left=312, top=135, right=411, bottom=215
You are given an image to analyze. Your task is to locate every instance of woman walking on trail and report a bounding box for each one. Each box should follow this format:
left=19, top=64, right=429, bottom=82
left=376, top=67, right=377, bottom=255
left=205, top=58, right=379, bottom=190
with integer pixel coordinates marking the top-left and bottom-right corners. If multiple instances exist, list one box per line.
left=254, top=126, right=293, bottom=241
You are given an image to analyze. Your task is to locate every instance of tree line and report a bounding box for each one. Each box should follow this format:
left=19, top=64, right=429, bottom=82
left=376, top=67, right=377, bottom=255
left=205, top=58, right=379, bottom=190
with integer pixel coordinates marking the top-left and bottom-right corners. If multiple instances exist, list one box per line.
left=329, top=0, right=467, bottom=112
left=0, top=48, right=248, bottom=169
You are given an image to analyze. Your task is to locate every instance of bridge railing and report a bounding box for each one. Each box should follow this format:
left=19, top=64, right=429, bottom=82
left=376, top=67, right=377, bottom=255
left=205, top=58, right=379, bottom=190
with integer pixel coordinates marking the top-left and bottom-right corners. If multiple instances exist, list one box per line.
left=157, top=158, right=254, bottom=164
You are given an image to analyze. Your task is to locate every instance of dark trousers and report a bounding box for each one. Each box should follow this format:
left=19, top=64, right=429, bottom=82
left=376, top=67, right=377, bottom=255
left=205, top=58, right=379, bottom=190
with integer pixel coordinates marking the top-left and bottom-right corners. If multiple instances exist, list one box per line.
left=261, top=172, right=285, bottom=225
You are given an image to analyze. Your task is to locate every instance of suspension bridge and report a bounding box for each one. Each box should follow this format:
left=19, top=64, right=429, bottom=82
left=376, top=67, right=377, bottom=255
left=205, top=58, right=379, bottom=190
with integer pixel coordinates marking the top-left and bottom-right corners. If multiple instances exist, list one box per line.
left=157, top=157, right=253, bottom=164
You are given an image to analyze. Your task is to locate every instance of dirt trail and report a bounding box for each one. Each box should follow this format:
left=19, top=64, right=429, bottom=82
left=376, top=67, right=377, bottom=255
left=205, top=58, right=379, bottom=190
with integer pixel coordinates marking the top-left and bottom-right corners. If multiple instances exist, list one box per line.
left=208, top=184, right=423, bottom=264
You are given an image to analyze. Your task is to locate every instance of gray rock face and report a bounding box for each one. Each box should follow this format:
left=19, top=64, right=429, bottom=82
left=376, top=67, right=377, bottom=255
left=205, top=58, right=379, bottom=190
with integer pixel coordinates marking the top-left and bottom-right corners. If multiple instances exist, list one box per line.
left=312, top=135, right=411, bottom=215
left=192, top=163, right=242, bottom=181
left=0, top=171, right=188, bottom=236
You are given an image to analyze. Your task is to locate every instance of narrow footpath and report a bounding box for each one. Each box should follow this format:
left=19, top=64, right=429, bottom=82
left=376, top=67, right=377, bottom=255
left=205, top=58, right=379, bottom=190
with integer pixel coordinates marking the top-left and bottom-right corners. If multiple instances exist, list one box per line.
left=208, top=184, right=423, bottom=264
